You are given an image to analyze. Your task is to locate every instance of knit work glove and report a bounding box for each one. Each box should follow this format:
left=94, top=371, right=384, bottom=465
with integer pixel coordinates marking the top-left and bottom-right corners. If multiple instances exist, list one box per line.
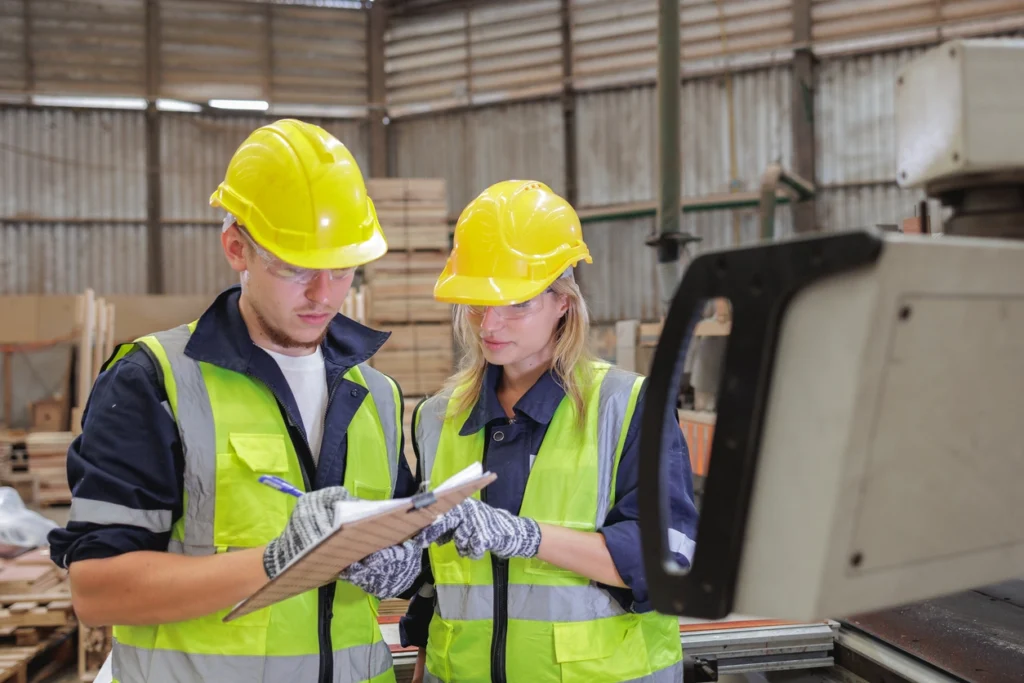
left=263, top=486, right=351, bottom=579
left=339, top=539, right=423, bottom=599
left=414, top=507, right=464, bottom=548
left=449, top=498, right=542, bottom=560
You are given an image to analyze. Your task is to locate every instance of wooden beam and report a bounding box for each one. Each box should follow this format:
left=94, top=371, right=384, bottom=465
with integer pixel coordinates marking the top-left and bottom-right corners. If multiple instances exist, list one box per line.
left=560, top=0, right=577, bottom=207
left=3, top=351, right=11, bottom=428
left=367, top=0, right=388, bottom=177
left=791, top=0, right=817, bottom=233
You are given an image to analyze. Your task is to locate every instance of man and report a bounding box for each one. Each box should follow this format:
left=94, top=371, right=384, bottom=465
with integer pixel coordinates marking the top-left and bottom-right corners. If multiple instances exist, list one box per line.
left=49, top=119, right=423, bottom=683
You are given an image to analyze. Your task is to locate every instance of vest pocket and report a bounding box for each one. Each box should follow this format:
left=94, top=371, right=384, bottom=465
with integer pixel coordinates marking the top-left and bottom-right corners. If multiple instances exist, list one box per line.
left=216, top=433, right=294, bottom=548
left=426, top=616, right=455, bottom=682
left=553, top=615, right=650, bottom=683
left=352, top=479, right=390, bottom=502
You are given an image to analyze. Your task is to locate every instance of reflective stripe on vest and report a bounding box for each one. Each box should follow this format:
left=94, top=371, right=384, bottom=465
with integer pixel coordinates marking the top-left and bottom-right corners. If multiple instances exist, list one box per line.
left=415, top=362, right=683, bottom=683
left=70, top=324, right=403, bottom=550
left=100, top=323, right=398, bottom=683
left=423, top=662, right=682, bottom=683
left=416, top=364, right=637, bottom=530
left=113, top=639, right=394, bottom=683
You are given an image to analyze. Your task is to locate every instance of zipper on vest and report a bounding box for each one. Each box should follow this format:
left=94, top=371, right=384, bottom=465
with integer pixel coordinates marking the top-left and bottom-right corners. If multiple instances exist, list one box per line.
left=319, top=585, right=334, bottom=683
left=490, top=557, right=510, bottom=683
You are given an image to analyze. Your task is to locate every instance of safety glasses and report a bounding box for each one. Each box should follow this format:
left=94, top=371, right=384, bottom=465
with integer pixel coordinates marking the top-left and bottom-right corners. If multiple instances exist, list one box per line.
left=466, top=289, right=554, bottom=321
left=237, top=226, right=355, bottom=285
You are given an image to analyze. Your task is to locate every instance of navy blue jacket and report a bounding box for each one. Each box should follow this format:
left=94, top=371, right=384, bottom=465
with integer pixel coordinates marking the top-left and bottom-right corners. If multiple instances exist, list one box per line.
left=399, top=363, right=699, bottom=648
left=48, top=285, right=417, bottom=568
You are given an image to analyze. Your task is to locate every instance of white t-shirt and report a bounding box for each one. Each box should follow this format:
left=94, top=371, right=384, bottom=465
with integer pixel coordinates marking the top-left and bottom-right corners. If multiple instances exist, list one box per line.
left=260, top=345, right=328, bottom=466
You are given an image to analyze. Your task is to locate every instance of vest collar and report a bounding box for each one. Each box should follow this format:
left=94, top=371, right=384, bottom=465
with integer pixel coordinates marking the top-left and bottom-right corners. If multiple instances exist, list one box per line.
left=184, top=285, right=390, bottom=376
left=459, top=363, right=567, bottom=435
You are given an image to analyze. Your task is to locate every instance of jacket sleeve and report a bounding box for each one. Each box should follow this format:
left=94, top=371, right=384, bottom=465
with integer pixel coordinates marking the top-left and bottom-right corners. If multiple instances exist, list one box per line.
left=399, top=397, right=437, bottom=648
left=47, top=348, right=185, bottom=569
left=598, top=379, right=699, bottom=613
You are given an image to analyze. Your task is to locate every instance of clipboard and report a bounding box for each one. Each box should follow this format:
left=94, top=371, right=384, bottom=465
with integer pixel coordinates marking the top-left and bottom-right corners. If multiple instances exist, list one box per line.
left=224, top=470, right=496, bottom=622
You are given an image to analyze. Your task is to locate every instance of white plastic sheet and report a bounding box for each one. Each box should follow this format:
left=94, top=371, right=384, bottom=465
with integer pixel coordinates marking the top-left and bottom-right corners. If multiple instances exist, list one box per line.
left=0, top=486, right=59, bottom=548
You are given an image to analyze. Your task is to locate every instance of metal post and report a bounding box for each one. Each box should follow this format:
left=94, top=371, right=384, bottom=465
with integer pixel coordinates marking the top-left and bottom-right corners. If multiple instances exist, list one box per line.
left=367, top=0, right=388, bottom=177
left=651, top=0, right=692, bottom=311
left=791, top=0, right=817, bottom=233
left=145, top=0, right=163, bottom=294
left=560, top=0, right=578, bottom=207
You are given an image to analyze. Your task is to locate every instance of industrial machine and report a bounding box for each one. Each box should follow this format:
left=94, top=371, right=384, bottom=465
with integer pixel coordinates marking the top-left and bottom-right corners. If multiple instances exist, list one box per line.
left=639, top=38, right=1024, bottom=681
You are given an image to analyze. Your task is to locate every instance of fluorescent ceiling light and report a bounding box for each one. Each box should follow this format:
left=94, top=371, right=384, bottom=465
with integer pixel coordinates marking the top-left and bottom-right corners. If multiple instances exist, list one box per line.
left=268, top=103, right=368, bottom=119
left=31, top=95, right=148, bottom=110
left=156, top=98, right=202, bottom=113
left=209, top=99, right=269, bottom=111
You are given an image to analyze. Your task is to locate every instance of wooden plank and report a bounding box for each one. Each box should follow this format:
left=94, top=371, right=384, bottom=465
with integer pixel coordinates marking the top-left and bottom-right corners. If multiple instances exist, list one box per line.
left=366, top=178, right=447, bottom=203
left=75, top=290, right=95, bottom=411
left=91, top=298, right=106, bottom=385
left=366, top=251, right=448, bottom=277
left=378, top=324, right=453, bottom=352
left=379, top=224, right=450, bottom=251
left=369, top=299, right=451, bottom=325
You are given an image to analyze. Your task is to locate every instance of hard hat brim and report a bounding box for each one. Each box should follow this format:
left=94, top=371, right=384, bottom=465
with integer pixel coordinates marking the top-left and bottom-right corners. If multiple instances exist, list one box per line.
left=260, top=223, right=389, bottom=271
left=433, top=253, right=592, bottom=306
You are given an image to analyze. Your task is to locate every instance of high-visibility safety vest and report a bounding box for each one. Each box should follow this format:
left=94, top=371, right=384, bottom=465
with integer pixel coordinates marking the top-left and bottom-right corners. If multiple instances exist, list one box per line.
left=413, top=361, right=683, bottom=683
left=104, top=323, right=401, bottom=683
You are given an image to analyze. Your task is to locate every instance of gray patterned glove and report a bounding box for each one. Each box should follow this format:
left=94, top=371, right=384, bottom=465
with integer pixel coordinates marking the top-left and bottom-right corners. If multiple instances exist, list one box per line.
left=339, top=539, right=422, bottom=599
left=263, top=486, right=351, bottom=578
left=449, top=498, right=542, bottom=560
left=414, top=507, right=464, bottom=548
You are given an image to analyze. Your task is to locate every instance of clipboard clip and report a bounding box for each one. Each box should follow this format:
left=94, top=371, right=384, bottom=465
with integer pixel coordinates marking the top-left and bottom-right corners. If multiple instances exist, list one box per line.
left=410, top=490, right=437, bottom=510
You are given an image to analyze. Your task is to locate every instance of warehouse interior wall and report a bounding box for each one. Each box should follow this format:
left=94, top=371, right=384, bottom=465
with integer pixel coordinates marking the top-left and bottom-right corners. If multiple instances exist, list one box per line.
left=1, top=1, right=1021, bottom=420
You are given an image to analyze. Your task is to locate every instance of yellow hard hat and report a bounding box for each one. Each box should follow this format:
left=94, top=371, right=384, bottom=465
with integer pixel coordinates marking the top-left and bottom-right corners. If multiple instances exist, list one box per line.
left=210, top=119, right=387, bottom=270
left=434, top=180, right=592, bottom=306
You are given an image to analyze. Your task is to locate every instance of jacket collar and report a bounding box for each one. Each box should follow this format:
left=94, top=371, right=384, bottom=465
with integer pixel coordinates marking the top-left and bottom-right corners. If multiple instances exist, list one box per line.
left=184, top=284, right=390, bottom=376
left=459, top=363, right=567, bottom=435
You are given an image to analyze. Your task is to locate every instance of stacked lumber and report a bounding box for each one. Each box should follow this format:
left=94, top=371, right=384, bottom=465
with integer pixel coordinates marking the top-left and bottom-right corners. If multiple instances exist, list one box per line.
left=0, top=549, right=76, bottom=681
left=364, top=248, right=451, bottom=325
left=72, top=290, right=116, bottom=437
left=0, top=434, right=34, bottom=508
left=365, top=179, right=454, bottom=400
left=371, top=319, right=454, bottom=398
left=23, top=433, right=74, bottom=507
left=366, top=178, right=449, bottom=252
left=79, top=623, right=112, bottom=682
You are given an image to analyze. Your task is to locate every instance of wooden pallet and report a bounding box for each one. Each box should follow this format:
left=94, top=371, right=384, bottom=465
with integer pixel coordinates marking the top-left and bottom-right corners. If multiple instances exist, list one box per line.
left=23, top=433, right=73, bottom=507
left=0, top=623, right=75, bottom=683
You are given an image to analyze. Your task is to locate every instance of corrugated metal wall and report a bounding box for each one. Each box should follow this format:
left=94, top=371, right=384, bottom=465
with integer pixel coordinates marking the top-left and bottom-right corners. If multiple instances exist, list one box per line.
left=1, top=108, right=368, bottom=295
left=815, top=48, right=929, bottom=231
left=390, top=98, right=565, bottom=212
left=0, top=108, right=148, bottom=294
left=574, top=66, right=794, bottom=322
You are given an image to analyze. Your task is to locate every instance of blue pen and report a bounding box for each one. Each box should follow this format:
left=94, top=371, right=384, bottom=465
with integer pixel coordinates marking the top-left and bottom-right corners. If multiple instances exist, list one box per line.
left=259, top=475, right=303, bottom=498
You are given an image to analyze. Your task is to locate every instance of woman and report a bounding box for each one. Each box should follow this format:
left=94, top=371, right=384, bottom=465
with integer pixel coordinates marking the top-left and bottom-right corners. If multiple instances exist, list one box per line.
left=401, top=180, right=699, bottom=683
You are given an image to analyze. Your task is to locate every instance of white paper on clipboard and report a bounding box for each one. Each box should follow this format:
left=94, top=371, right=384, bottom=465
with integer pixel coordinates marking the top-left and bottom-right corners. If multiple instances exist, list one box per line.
left=223, top=463, right=495, bottom=622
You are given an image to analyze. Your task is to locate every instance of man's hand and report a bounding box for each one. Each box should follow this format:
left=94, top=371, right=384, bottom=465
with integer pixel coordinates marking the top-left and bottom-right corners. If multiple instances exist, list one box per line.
left=447, top=498, right=541, bottom=560
left=339, top=539, right=422, bottom=599
left=263, top=486, right=351, bottom=578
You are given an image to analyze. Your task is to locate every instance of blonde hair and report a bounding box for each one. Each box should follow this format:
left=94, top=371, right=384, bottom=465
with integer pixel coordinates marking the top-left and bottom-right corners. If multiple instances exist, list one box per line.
left=443, top=269, right=598, bottom=429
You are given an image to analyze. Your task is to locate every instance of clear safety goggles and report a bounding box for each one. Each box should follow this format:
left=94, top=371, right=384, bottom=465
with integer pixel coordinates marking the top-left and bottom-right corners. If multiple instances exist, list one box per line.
left=230, top=219, right=355, bottom=285
left=467, top=288, right=554, bottom=321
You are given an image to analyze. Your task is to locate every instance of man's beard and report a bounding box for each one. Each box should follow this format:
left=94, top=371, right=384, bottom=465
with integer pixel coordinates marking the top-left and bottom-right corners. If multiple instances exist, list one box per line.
left=253, top=302, right=328, bottom=350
